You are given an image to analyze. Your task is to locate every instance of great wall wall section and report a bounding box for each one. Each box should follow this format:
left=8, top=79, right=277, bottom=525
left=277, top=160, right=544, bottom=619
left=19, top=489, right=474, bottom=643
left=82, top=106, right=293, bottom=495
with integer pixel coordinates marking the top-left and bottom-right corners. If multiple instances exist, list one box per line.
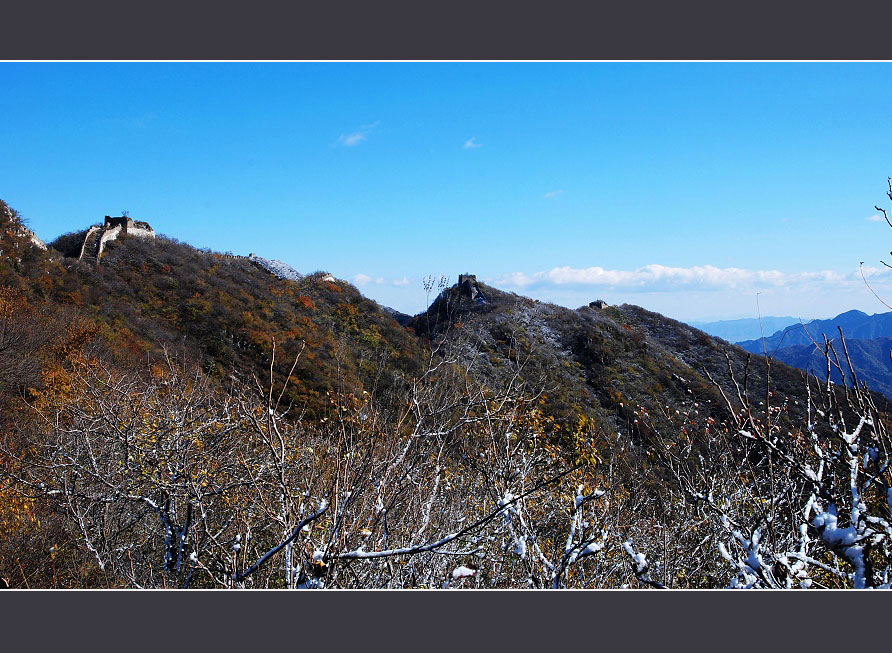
left=7, top=208, right=337, bottom=293
left=10, top=209, right=417, bottom=324
left=78, top=215, right=155, bottom=262
left=0, top=201, right=46, bottom=252
left=73, top=216, right=324, bottom=286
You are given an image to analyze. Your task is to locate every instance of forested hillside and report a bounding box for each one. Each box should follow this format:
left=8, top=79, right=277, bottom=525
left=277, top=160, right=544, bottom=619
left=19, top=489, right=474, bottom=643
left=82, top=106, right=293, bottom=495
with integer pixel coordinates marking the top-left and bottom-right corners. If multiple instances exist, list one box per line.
left=2, top=201, right=425, bottom=417
left=2, top=199, right=890, bottom=590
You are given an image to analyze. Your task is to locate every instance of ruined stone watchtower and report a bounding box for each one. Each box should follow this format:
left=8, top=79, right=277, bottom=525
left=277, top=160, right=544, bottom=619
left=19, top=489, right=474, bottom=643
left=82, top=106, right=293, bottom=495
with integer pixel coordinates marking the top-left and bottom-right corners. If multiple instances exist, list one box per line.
left=457, top=273, right=486, bottom=304
left=79, top=215, right=155, bottom=262
left=104, top=215, right=155, bottom=237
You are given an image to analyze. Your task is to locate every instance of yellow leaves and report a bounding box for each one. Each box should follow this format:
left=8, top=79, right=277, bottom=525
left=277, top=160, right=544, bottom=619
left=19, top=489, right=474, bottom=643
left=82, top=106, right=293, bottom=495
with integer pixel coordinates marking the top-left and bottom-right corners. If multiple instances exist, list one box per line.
left=52, top=321, right=102, bottom=362
left=32, top=363, right=75, bottom=408
left=0, top=483, right=37, bottom=533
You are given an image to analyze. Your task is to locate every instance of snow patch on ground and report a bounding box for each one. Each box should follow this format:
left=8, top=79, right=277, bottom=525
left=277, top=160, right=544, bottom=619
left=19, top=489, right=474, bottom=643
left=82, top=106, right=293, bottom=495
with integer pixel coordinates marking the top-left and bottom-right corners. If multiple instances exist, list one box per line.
left=452, top=565, right=476, bottom=579
left=248, top=254, right=303, bottom=282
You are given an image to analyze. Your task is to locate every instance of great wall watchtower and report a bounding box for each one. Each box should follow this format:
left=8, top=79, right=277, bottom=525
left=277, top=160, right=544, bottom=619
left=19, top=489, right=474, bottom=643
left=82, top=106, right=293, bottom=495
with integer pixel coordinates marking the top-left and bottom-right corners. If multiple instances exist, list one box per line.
left=102, top=215, right=155, bottom=237
left=457, top=273, right=486, bottom=303
left=79, top=215, right=155, bottom=262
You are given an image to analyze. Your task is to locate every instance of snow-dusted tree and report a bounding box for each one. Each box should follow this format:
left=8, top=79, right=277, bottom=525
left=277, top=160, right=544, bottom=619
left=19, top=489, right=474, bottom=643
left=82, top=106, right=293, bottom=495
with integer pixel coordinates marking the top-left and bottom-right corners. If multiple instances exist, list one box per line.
left=649, top=337, right=892, bottom=588
left=4, top=322, right=601, bottom=588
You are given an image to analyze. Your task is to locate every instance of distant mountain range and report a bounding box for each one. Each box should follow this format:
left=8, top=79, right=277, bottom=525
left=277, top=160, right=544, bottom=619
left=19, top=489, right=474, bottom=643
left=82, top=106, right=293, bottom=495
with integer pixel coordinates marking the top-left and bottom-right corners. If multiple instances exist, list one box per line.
left=690, top=316, right=804, bottom=343
left=737, top=310, right=892, bottom=353
left=734, top=310, right=892, bottom=400
left=758, top=336, right=892, bottom=400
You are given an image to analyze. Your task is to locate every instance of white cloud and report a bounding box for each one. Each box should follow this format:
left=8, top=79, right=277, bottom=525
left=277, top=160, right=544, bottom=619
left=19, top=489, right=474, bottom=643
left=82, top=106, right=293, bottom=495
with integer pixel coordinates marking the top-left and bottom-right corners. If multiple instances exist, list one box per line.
left=866, top=213, right=885, bottom=222
left=489, top=263, right=872, bottom=295
left=353, top=273, right=373, bottom=286
left=392, top=276, right=410, bottom=287
left=337, top=121, right=380, bottom=147
left=375, top=277, right=385, bottom=285
left=544, top=190, right=564, bottom=199
left=860, top=265, right=888, bottom=279
left=339, top=132, right=367, bottom=147
left=463, top=137, right=481, bottom=149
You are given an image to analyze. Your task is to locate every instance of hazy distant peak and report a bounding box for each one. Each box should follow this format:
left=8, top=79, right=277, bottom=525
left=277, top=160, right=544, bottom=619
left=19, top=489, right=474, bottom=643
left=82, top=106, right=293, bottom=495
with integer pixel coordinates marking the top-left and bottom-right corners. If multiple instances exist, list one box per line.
left=737, top=309, right=892, bottom=354
left=689, top=316, right=806, bottom=343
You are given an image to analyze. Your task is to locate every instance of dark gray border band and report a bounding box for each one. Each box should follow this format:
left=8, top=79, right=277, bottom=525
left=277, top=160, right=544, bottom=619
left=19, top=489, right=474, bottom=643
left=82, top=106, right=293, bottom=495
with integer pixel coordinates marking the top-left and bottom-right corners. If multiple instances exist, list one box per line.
left=4, top=1, right=892, bottom=60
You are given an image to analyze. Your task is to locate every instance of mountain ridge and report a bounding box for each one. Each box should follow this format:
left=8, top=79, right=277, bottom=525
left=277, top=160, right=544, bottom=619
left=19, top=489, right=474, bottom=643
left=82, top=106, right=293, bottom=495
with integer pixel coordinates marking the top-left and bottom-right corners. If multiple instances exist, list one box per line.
left=737, top=309, right=892, bottom=353
left=3, top=200, right=890, bottom=589
left=3, top=208, right=847, bottom=438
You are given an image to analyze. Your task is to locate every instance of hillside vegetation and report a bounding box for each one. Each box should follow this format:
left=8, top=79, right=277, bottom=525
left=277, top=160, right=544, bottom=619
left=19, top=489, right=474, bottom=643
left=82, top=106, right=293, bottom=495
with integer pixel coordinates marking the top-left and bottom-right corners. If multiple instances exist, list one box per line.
left=3, top=206, right=424, bottom=417
left=1, top=199, right=890, bottom=589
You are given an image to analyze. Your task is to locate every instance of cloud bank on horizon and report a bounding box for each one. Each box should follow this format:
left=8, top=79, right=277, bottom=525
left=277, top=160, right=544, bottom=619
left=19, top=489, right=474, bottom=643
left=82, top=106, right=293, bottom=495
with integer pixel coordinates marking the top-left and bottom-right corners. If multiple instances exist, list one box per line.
left=487, top=263, right=888, bottom=294
left=347, top=261, right=892, bottom=322
left=353, top=273, right=412, bottom=288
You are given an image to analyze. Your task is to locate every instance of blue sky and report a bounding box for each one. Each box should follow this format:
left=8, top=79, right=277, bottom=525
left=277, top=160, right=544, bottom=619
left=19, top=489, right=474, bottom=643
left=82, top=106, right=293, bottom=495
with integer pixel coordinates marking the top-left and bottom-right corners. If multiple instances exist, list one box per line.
left=3, top=62, right=892, bottom=321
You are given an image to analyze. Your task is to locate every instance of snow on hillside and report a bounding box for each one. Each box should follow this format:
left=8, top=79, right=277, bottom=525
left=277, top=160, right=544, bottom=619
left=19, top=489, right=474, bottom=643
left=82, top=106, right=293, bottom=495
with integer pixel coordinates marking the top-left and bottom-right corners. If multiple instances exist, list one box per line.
left=248, top=253, right=303, bottom=282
